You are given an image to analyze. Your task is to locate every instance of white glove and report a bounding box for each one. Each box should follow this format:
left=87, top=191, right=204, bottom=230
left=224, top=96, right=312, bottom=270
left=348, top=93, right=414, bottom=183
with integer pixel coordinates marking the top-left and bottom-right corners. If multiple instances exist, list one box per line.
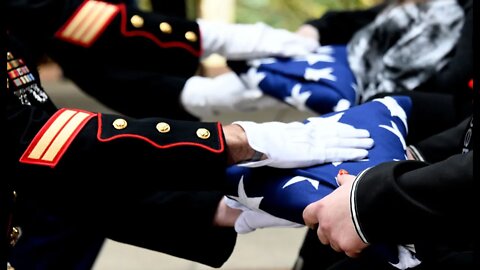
left=181, top=71, right=284, bottom=118
left=198, top=19, right=319, bottom=60
left=390, top=245, right=421, bottom=270
left=225, top=197, right=303, bottom=234
left=233, top=119, right=374, bottom=168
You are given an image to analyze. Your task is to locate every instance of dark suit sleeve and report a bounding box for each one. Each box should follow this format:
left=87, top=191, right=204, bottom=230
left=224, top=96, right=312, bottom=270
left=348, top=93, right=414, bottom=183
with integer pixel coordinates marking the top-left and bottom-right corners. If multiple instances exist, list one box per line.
left=414, top=117, right=472, bottom=163
left=304, top=3, right=387, bottom=45
left=352, top=152, right=473, bottom=245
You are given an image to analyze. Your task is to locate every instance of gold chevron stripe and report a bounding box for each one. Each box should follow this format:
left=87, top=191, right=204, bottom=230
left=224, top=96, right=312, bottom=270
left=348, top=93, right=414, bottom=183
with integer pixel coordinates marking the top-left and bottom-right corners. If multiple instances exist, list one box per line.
left=42, top=112, right=91, bottom=161
left=57, top=1, right=119, bottom=46
left=81, top=4, right=118, bottom=44
left=21, top=109, right=96, bottom=167
left=70, top=2, right=107, bottom=41
left=60, top=1, right=97, bottom=38
left=27, top=110, right=76, bottom=159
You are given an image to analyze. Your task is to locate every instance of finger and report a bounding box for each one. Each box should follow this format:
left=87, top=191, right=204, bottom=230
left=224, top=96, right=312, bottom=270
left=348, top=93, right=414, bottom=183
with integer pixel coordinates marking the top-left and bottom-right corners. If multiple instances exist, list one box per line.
left=336, top=169, right=349, bottom=185
left=325, top=137, right=375, bottom=149
left=330, top=243, right=342, bottom=253
left=302, top=203, right=319, bottom=228
left=321, top=149, right=369, bottom=163
left=309, top=123, right=371, bottom=139
left=316, top=227, right=329, bottom=245
left=241, top=89, right=263, bottom=100
left=336, top=128, right=371, bottom=138
left=345, top=251, right=361, bottom=258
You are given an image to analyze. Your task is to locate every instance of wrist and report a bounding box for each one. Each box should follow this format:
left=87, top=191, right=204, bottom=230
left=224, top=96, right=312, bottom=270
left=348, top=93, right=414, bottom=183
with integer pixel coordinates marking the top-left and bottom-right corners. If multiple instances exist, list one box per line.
left=223, top=124, right=256, bottom=165
left=213, top=198, right=242, bottom=227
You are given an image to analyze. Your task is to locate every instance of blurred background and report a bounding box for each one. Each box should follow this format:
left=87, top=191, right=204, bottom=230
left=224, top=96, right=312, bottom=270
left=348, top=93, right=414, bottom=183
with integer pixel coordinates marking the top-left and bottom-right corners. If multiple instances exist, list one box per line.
left=39, top=0, right=379, bottom=269
left=139, top=0, right=378, bottom=29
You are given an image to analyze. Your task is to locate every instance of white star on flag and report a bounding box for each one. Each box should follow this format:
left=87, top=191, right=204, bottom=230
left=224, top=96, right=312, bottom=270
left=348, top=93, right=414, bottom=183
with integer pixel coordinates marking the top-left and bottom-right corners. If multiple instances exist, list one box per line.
left=332, top=99, right=352, bottom=112
left=315, top=46, right=334, bottom=54
left=229, top=175, right=264, bottom=210
left=248, top=58, right=277, bottom=67
left=304, top=67, right=337, bottom=82
left=285, top=83, right=312, bottom=111
left=380, top=121, right=407, bottom=150
left=376, top=96, right=408, bottom=133
left=292, top=53, right=335, bottom=65
left=332, top=161, right=343, bottom=167
left=282, top=176, right=319, bottom=190
left=241, top=68, right=266, bottom=88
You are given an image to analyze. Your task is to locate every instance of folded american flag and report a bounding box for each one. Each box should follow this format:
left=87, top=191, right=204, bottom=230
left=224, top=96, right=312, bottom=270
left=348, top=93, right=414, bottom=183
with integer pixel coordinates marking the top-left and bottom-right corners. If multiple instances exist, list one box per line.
left=225, top=96, right=419, bottom=269
left=236, top=45, right=358, bottom=114
left=225, top=95, right=410, bottom=223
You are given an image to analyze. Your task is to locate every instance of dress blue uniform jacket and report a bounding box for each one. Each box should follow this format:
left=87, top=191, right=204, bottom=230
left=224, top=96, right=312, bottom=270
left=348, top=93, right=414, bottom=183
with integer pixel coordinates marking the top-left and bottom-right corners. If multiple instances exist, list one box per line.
left=6, top=1, right=239, bottom=268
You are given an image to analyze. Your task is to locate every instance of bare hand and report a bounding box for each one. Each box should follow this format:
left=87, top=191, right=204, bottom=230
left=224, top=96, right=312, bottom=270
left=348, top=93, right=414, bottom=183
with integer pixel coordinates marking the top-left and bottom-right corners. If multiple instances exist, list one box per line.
left=302, top=170, right=369, bottom=257
left=295, top=24, right=320, bottom=41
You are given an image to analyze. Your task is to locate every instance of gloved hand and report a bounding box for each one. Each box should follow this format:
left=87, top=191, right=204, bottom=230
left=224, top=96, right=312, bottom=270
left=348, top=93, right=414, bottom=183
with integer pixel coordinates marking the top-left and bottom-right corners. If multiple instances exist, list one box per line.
left=224, top=197, right=303, bottom=234
left=233, top=117, right=374, bottom=168
left=198, top=19, right=319, bottom=60
left=181, top=71, right=284, bottom=118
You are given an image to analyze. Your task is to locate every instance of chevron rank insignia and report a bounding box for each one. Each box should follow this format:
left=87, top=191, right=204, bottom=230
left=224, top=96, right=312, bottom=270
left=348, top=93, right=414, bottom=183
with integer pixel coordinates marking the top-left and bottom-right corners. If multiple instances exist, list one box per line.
left=20, top=108, right=96, bottom=167
left=55, top=0, right=120, bottom=47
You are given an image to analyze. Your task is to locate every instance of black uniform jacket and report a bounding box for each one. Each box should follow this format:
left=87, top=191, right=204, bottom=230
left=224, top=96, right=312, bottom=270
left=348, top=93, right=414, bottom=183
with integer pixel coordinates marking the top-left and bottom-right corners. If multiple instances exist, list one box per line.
left=353, top=116, right=474, bottom=246
left=6, top=29, right=237, bottom=269
left=7, top=0, right=202, bottom=120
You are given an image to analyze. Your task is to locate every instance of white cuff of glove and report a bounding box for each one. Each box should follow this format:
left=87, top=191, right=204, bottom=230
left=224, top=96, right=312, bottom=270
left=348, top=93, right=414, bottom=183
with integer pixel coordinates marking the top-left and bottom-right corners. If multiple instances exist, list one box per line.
left=198, top=19, right=319, bottom=60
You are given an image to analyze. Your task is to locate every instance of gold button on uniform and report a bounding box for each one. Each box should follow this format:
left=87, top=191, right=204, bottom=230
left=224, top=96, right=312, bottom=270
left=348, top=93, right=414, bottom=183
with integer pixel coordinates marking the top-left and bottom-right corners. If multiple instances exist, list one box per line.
left=130, top=15, right=144, bottom=28
left=156, top=122, right=171, bottom=133
left=112, top=118, right=128, bottom=129
left=159, top=22, right=172, bottom=34
left=196, top=128, right=210, bottom=139
left=10, top=226, right=22, bottom=247
left=185, top=31, right=197, bottom=42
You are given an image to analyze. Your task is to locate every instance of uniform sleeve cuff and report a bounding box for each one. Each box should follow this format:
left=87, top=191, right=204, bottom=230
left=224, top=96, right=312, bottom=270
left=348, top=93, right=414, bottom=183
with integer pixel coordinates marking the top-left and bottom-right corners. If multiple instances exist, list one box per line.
left=350, top=167, right=371, bottom=244
left=407, top=145, right=425, bottom=161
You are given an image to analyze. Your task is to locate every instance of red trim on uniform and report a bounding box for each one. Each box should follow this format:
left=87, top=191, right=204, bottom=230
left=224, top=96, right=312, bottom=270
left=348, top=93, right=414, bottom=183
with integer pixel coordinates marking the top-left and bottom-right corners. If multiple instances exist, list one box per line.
left=96, top=114, right=224, bottom=153
left=468, top=79, right=473, bottom=89
left=19, top=108, right=96, bottom=167
left=117, top=4, right=201, bottom=57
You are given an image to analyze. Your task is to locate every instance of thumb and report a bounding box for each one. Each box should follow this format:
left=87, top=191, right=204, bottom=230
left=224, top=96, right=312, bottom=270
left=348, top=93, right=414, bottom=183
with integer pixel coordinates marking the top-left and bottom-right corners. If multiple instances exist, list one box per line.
left=336, top=169, right=351, bottom=185
left=337, top=169, right=355, bottom=186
